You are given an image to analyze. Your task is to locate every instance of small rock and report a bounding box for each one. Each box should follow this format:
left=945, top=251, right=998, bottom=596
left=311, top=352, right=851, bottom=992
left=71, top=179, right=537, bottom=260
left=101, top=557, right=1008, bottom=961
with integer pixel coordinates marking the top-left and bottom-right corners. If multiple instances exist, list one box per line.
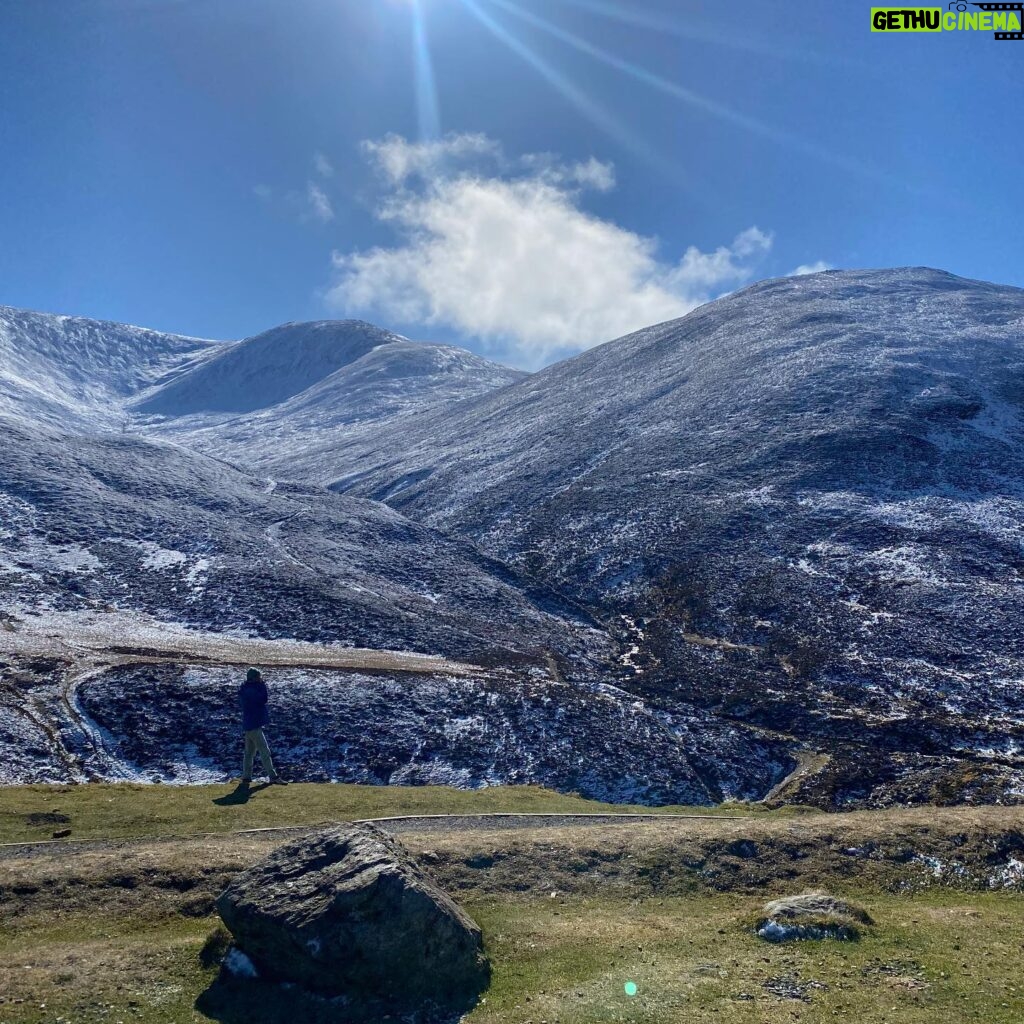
left=755, top=891, right=873, bottom=943
left=726, top=839, right=759, bottom=859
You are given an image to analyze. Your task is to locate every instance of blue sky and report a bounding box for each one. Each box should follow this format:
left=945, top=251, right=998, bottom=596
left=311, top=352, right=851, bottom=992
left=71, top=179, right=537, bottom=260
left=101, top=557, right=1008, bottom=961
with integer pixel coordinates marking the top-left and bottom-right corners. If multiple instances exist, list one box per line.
left=1, top=0, right=1021, bottom=367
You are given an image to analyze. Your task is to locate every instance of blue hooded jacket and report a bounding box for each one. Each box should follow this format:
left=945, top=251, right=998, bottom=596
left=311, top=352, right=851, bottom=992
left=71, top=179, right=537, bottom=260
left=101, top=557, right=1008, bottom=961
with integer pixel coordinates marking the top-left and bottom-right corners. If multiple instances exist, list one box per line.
left=239, top=677, right=270, bottom=731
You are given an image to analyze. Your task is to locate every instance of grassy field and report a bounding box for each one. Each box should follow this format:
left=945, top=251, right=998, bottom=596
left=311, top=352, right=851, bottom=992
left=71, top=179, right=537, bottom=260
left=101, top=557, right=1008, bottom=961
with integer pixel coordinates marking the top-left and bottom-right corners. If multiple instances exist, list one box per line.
left=2, top=886, right=1022, bottom=1023
left=0, top=781, right=771, bottom=846
left=1, top=785, right=1023, bottom=1023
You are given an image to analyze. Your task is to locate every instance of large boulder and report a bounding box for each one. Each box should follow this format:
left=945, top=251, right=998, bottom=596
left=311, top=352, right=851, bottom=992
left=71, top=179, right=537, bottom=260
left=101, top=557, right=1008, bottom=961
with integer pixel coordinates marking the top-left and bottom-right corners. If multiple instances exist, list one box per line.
left=215, top=824, right=489, bottom=1018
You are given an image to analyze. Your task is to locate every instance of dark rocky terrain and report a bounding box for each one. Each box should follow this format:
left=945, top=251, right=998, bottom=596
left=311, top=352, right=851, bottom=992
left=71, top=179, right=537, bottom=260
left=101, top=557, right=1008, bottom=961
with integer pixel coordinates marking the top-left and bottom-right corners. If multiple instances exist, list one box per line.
left=70, top=662, right=791, bottom=803
left=321, top=269, right=1024, bottom=808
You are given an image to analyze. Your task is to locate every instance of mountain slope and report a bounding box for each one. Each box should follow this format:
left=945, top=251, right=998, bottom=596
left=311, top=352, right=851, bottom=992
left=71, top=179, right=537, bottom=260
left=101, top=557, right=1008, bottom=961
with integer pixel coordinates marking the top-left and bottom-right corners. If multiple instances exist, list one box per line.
left=143, top=336, right=526, bottom=474
left=0, top=415, right=595, bottom=666
left=0, top=305, right=219, bottom=431
left=0, top=418, right=801, bottom=797
left=326, top=268, right=1024, bottom=807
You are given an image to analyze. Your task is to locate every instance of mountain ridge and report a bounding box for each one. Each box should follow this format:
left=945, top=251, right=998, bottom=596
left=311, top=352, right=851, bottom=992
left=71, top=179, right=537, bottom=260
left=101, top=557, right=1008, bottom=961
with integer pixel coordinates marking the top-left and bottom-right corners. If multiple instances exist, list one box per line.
left=0, top=304, right=221, bottom=430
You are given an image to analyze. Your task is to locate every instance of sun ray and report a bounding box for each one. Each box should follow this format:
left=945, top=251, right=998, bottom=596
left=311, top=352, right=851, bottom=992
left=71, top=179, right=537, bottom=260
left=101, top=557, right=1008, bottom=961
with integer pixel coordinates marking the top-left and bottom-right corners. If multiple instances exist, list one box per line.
left=547, top=0, right=861, bottom=70
left=412, top=0, right=441, bottom=142
left=484, top=0, right=890, bottom=184
left=457, top=0, right=685, bottom=183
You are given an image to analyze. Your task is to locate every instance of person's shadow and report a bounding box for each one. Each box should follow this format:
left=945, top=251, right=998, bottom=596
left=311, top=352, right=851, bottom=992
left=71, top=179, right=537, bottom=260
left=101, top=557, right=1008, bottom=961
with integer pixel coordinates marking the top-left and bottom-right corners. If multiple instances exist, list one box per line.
left=213, top=782, right=270, bottom=806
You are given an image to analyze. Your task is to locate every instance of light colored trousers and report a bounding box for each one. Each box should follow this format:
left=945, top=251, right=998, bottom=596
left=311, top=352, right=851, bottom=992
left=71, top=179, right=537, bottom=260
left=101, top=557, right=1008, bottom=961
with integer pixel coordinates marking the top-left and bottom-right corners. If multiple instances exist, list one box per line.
left=242, top=728, right=276, bottom=781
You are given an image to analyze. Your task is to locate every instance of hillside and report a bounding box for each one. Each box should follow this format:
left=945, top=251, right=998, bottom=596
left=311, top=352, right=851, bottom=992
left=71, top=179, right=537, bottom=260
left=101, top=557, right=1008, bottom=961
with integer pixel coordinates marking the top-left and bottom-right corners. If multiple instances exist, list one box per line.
left=0, top=304, right=219, bottom=431
left=1, top=417, right=792, bottom=800
left=0, top=416, right=598, bottom=664
left=322, top=268, right=1024, bottom=808
left=142, top=333, right=526, bottom=474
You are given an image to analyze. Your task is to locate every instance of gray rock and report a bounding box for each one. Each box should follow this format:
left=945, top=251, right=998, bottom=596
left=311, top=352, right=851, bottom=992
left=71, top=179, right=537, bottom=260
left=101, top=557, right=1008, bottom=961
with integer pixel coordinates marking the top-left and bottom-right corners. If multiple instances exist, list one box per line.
left=215, top=824, right=489, bottom=1017
left=756, top=891, right=874, bottom=943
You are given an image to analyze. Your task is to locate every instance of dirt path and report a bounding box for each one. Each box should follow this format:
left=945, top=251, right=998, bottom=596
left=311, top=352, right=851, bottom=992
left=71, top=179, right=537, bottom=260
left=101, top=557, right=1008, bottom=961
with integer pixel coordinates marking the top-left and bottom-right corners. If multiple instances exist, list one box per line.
left=762, top=750, right=833, bottom=803
left=0, top=812, right=750, bottom=861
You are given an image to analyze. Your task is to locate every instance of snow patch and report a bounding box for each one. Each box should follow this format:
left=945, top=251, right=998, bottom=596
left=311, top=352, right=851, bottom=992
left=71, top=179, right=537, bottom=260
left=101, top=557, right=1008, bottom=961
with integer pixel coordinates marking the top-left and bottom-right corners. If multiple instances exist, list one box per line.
left=989, top=858, right=1024, bottom=889
left=223, top=948, right=259, bottom=979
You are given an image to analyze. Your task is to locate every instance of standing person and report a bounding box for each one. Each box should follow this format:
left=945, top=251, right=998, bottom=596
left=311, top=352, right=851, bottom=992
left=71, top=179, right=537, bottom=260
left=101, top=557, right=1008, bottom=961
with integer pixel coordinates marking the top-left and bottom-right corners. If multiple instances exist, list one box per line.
left=239, top=667, right=286, bottom=786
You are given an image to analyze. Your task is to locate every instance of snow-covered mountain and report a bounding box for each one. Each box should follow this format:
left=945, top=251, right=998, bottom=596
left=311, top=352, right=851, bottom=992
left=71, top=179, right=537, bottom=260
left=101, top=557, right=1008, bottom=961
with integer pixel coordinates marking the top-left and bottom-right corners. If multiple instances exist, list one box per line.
left=0, top=415, right=596, bottom=665
left=4, top=271, right=1024, bottom=807
left=324, top=268, right=1024, bottom=807
left=0, top=306, right=796, bottom=799
left=0, top=305, right=219, bottom=431
left=140, top=326, right=526, bottom=474
left=0, top=308, right=524, bottom=452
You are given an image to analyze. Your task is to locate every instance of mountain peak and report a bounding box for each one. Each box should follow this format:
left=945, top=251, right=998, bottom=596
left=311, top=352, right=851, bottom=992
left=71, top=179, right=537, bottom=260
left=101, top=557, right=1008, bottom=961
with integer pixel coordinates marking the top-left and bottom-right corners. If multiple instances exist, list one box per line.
left=134, top=319, right=409, bottom=417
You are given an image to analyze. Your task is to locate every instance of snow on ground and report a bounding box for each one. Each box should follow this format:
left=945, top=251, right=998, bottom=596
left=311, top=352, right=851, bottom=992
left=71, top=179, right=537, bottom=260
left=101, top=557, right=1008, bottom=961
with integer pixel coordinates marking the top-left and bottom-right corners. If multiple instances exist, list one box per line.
left=989, top=858, right=1024, bottom=889
left=66, top=663, right=791, bottom=803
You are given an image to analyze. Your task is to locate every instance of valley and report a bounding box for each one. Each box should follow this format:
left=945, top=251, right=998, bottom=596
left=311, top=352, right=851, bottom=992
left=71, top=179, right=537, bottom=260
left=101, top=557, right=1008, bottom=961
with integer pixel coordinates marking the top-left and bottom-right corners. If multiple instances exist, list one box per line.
left=2, top=267, right=1024, bottom=809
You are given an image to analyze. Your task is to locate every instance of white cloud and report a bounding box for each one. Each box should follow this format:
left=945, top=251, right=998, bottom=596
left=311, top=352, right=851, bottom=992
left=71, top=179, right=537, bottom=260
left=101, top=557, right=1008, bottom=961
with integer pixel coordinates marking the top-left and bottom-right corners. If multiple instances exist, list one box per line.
left=252, top=184, right=272, bottom=201
left=363, top=133, right=502, bottom=186
left=664, top=228, right=773, bottom=294
left=314, top=152, right=334, bottom=178
left=733, top=227, right=774, bottom=259
left=791, top=260, right=833, bottom=276
left=306, top=182, right=335, bottom=224
left=522, top=153, right=617, bottom=193
left=328, top=134, right=774, bottom=367
left=568, top=157, right=616, bottom=191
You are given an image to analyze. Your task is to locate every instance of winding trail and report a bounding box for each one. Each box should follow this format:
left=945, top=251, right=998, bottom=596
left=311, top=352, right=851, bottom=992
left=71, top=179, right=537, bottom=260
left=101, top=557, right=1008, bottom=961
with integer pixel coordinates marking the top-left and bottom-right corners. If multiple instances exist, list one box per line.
left=264, top=501, right=319, bottom=576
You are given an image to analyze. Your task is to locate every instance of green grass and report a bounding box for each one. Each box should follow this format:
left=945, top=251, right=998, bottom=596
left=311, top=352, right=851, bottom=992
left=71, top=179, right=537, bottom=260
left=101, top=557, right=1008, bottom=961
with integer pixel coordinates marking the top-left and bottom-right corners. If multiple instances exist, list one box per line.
left=4, top=785, right=1021, bottom=1021
left=469, top=890, right=1024, bottom=1023
left=0, top=782, right=769, bottom=846
left=1, top=890, right=1022, bottom=1023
